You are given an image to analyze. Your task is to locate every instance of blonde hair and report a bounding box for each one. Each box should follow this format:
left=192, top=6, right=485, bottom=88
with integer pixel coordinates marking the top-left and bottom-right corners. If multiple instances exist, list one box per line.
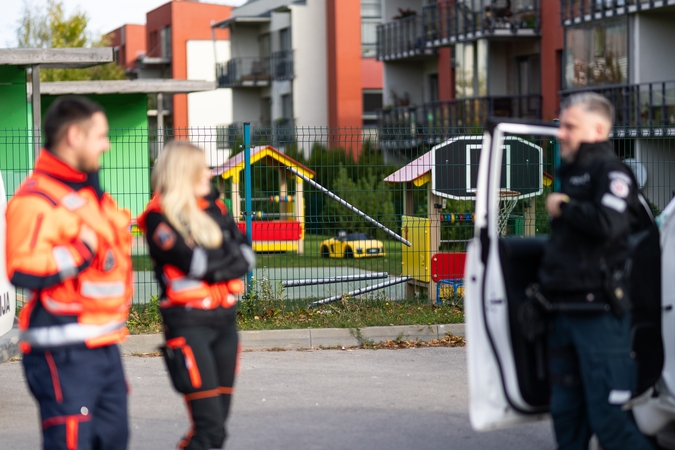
left=151, top=141, right=223, bottom=249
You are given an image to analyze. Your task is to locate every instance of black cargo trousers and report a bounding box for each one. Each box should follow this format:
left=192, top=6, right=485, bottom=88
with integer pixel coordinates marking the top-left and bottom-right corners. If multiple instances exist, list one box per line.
left=162, top=307, right=239, bottom=450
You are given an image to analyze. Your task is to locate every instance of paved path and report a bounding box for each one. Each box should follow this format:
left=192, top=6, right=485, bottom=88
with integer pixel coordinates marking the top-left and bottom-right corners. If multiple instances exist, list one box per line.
left=0, top=347, right=554, bottom=450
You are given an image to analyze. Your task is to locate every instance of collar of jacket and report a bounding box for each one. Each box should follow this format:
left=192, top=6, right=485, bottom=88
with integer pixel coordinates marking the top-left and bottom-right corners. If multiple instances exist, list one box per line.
left=34, top=149, right=88, bottom=182
left=573, top=141, right=614, bottom=166
left=137, top=189, right=219, bottom=232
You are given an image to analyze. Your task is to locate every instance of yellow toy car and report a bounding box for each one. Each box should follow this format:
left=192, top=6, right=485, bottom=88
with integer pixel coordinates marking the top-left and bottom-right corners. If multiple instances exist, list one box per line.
left=320, top=232, right=385, bottom=259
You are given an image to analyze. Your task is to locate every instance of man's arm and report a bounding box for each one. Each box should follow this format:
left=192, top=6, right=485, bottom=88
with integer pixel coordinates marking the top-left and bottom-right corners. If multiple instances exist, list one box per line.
left=558, top=163, right=633, bottom=240
left=6, top=197, right=94, bottom=289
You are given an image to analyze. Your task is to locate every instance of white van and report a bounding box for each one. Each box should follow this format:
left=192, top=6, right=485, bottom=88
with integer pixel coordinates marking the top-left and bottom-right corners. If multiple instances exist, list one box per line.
left=0, top=171, right=18, bottom=363
left=465, top=120, right=674, bottom=447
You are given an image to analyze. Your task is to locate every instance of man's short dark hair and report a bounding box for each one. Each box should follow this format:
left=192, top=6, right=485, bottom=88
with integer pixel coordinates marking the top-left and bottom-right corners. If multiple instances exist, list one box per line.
left=43, top=96, right=104, bottom=150
left=561, top=92, right=615, bottom=128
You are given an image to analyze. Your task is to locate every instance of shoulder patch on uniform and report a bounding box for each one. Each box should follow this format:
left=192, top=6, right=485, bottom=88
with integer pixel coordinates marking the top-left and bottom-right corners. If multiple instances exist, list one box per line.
left=61, top=193, right=87, bottom=211
left=609, top=171, right=632, bottom=185
left=609, top=178, right=630, bottom=198
left=601, top=193, right=627, bottom=213
left=153, top=222, right=177, bottom=250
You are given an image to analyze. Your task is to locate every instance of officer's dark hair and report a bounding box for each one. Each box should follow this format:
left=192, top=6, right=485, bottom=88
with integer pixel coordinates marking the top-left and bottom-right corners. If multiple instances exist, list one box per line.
left=561, top=92, right=615, bottom=128
left=43, top=96, right=104, bottom=151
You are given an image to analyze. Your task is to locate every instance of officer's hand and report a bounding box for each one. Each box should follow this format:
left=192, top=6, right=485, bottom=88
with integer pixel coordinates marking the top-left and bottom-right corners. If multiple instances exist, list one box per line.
left=546, top=193, right=570, bottom=218
left=78, top=224, right=98, bottom=253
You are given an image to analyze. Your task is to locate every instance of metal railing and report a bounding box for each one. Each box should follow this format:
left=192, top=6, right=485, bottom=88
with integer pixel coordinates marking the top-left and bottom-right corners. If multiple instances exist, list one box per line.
left=216, top=51, right=294, bottom=88
left=560, top=0, right=675, bottom=24
left=561, top=80, right=675, bottom=128
left=376, top=15, right=434, bottom=60
left=422, top=0, right=539, bottom=46
left=376, top=94, right=542, bottom=145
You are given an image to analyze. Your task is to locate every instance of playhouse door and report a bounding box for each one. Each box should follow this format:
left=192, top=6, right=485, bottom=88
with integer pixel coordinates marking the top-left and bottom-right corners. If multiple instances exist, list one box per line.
left=464, top=120, right=560, bottom=431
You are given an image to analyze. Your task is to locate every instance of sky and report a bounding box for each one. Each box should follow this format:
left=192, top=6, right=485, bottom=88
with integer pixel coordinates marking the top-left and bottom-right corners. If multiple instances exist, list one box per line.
left=0, top=0, right=249, bottom=48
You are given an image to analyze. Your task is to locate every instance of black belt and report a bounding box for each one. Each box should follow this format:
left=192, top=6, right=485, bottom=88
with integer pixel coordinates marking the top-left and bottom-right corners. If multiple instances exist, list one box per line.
left=527, top=285, right=611, bottom=313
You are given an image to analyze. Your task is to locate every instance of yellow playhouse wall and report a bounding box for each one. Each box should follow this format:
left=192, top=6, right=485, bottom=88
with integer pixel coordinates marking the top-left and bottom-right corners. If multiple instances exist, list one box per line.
left=401, top=215, right=430, bottom=283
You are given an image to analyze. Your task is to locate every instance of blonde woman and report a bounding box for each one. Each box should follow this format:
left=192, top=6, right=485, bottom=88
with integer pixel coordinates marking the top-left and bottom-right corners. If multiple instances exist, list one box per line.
left=138, top=141, right=254, bottom=450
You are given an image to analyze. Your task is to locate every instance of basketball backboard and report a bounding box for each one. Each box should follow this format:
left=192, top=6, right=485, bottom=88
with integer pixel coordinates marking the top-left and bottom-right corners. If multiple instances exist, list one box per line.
left=431, top=135, right=543, bottom=201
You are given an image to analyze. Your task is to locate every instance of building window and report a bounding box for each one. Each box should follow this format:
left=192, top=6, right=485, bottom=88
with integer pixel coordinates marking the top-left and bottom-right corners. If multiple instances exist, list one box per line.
left=281, top=94, right=293, bottom=122
left=363, top=89, right=382, bottom=126
left=259, top=33, right=271, bottom=58
left=161, top=26, right=172, bottom=60
left=564, top=18, right=627, bottom=89
left=428, top=74, right=439, bottom=102
left=361, top=0, right=381, bottom=58
left=455, top=40, right=488, bottom=98
left=279, top=28, right=291, bottom=52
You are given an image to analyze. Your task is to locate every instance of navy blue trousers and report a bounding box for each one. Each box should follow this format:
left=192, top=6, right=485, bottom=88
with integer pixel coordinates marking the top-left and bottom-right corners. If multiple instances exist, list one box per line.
left=23, top=344, right=128, bottom=450
left=548, top=312, right=653, bottom=450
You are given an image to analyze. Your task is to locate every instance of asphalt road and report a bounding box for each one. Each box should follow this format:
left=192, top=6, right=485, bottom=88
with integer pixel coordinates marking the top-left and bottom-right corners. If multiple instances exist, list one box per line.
left=0, top=347, right=554, bottom=449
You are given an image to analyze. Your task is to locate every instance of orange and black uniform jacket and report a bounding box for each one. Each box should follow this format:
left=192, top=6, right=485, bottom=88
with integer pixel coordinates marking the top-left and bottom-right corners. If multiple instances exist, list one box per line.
left=6, top=150, right=133, bottom=352
left=137, top=190, right=250, bottom=327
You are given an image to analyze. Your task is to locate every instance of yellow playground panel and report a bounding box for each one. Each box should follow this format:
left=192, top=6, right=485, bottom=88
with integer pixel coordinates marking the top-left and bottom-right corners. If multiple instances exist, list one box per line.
left=401, top=216, right=431, bottom=284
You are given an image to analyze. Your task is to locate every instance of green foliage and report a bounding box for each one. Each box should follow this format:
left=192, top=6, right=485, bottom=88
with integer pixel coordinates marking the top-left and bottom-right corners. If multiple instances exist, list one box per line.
left=16, top=0, right=125, bottom=81
left=126, top=296, right=163, bottom=334
left=327, top=166, right=396, bottom=239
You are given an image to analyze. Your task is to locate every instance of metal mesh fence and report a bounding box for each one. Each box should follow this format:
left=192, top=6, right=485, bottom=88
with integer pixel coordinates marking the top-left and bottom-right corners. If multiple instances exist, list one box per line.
left=0, top=125, right=671, bottom=305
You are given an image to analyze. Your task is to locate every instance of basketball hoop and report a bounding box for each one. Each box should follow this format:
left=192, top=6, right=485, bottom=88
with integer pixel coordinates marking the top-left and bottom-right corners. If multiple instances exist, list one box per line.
left=498, top=190, right=520, bottom=237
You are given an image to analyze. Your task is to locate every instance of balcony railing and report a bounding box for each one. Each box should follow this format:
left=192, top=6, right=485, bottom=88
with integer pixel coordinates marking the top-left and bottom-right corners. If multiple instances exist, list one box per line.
left=422, top=0, right=539, bottom=47
left=560, top=0, right=675, bottom=24
left=376, top=15, right=435, bottom=60
left=222, top=119, right=296, bottom=148
left=561, top=80, right=675, bottom=128
left=216, top=51, right=294, bottom=88
left=376, top=94, right=542, bottom=145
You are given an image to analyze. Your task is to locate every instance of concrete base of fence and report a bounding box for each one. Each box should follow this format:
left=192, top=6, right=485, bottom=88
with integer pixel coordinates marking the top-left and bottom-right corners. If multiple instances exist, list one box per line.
left=119, top=323, right=465, bottom=355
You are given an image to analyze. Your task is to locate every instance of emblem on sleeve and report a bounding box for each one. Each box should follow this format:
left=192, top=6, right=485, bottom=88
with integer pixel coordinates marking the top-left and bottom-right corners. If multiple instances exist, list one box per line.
left=610, top=179, right=629, bottom=198
left=103, top=249, right=116, bottom=272
left=153, top=223, right=177, bottom=250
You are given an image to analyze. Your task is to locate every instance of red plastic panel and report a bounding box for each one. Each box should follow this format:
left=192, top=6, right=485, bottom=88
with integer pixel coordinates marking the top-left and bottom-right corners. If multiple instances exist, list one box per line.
left=237, top=220, right=302, bottom=241
left=431, top=252, right=467, bottom=282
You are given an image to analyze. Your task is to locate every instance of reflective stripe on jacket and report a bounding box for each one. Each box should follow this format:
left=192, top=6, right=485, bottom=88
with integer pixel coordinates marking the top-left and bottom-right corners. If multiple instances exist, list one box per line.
left=6, top=150, right=133, bottom=351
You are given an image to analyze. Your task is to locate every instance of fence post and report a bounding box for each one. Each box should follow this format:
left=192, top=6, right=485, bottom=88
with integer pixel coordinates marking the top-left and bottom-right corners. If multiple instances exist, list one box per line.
left=244, top=122, right=253, bottom=288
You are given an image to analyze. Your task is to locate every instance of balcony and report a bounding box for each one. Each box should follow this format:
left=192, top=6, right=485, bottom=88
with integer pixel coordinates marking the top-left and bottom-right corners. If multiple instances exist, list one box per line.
left=376, top=15, right=436, bottom=61
left=561, top=0, right=675, bottom=25
left=561, top=80, right=675, bottom=129
left=422, top=0, right=540, bottom=47
left=216, top=51, right=294, bottom=88
left=376, top=94, right=542, bottom=146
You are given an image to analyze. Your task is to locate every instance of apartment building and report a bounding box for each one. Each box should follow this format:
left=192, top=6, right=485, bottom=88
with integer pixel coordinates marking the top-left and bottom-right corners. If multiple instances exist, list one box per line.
left=559, top=0, right=675, bottom=209
left=376, top=0, right=564, bottom=147
left=213, top=0, right=384, bottom=154
left=108, top=1, right=234, bottom=136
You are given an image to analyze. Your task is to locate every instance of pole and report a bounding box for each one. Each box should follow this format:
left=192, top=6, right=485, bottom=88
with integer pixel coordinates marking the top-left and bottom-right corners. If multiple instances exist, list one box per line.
left=284, top=166, right=412, bottom=247
left=31, top=65, right=41, bottom=163
left=308, top=277, right=411, bottom=308
left=553, top=118, right=561, bottom=192
left=282, top=272, right=389, bottom=288
left=157, top=93, right=164, bottom=154
left=244, top=122, right=253, bottom=287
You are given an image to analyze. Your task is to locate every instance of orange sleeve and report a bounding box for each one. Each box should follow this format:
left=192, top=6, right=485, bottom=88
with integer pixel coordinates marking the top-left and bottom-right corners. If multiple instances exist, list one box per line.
left=6, top=195, right=94, bottom=290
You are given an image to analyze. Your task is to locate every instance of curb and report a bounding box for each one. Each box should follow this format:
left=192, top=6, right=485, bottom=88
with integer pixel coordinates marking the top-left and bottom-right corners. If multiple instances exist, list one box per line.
left=119, top=323, right=465, bottom=355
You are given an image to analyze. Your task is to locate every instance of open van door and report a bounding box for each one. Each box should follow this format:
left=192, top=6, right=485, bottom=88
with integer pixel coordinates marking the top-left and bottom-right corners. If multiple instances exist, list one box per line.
left=464, top=119, right=664, bottom=432
left=0, top=170, right=17, bottom=363
left=464, top=120, right=561, bottom=430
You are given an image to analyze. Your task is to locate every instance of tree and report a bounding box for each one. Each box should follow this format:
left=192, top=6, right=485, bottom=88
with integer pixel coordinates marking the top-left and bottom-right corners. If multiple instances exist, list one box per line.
left=16, top=0, right=125, bottom=81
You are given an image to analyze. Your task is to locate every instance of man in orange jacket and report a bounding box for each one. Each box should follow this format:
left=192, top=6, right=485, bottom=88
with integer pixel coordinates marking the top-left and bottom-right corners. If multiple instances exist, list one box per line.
left=6, top=97, right=133, bottom=450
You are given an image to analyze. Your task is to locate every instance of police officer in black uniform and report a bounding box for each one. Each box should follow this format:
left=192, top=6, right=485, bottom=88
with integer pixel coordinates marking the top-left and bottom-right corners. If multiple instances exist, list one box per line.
left=539, top=93, right=654, bottom=450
